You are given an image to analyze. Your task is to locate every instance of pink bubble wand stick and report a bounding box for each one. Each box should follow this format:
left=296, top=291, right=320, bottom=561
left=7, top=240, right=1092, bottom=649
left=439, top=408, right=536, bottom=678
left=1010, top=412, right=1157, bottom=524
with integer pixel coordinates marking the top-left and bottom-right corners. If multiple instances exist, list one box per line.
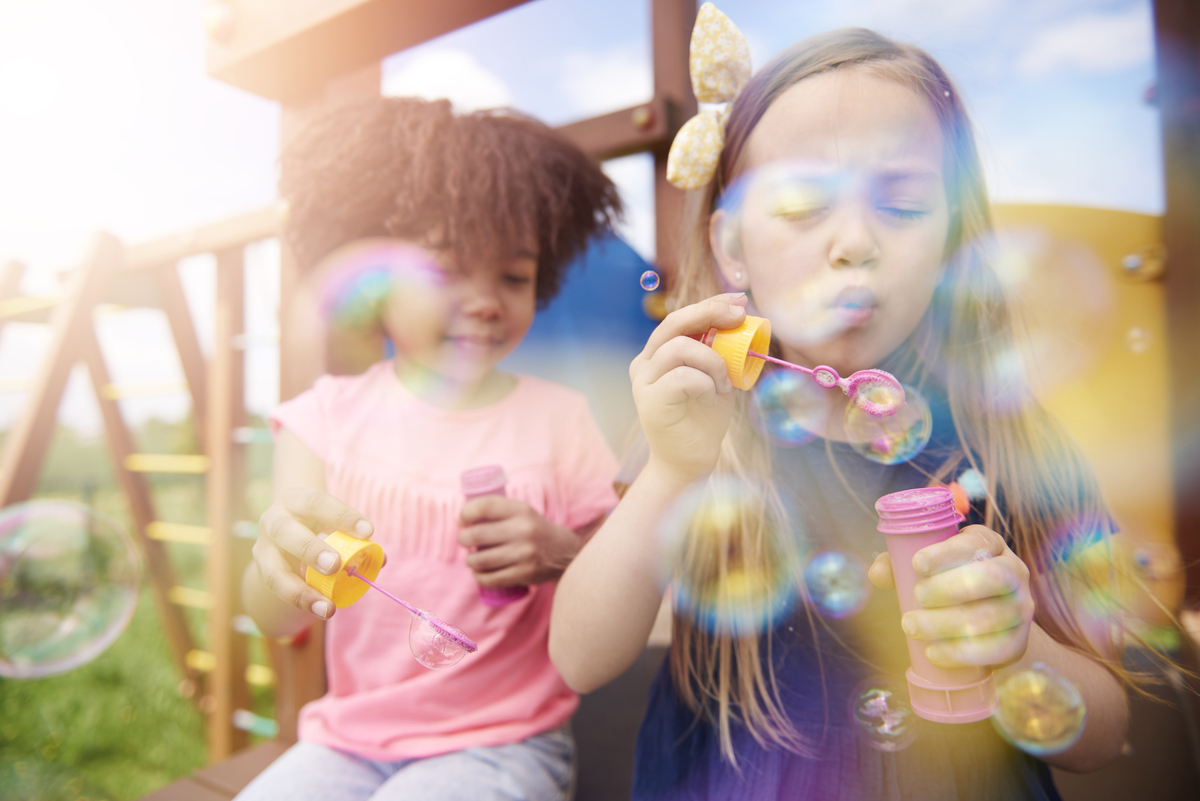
left=747, top=350, right=905, bottom=418
left=345, top=565, right=477, bottom=653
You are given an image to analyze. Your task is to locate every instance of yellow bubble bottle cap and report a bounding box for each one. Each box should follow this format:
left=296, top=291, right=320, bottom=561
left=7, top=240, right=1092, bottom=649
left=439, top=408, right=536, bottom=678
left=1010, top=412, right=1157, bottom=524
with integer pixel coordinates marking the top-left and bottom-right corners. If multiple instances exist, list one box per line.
left=702, top=315, right=772, bottom=390
left=304, top=530, right=385, bottom=608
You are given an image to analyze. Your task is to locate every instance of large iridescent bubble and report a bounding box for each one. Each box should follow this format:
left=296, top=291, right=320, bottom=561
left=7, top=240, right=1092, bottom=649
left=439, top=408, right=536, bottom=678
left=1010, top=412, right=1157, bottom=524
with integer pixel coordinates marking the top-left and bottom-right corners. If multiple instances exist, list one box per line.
left=992, top=664, right=1086, bottom=756
left=802, top=551, right=870, bottom=619
left=750, top=368, right=831, bottom=447
left=844, top=383, right=932, bottom=465
left=409, top=616, right=470, bottom=669
left=658, top=478, right=803, bottom=634
left=0, top=501, right=141, bottom=678
left=848, top=676, right=919, bottom=752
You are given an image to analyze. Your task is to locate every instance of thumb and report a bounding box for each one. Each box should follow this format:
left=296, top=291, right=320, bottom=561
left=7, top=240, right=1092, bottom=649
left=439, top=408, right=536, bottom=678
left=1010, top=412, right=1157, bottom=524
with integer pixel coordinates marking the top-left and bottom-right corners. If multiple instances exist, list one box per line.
left=867, top=552, right=896, bottom=591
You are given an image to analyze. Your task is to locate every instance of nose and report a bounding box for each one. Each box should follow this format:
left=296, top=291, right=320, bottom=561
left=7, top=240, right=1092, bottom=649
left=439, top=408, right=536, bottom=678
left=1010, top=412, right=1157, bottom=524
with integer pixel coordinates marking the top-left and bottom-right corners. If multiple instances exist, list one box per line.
left=458, top=272, right=502, bottom=318
left=827, top=202, right=881, bottom=270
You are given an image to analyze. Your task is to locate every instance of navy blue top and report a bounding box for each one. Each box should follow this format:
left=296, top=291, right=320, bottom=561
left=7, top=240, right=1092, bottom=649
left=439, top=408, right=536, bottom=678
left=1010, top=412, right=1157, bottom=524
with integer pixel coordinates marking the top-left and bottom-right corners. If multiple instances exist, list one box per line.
left=631, top=380, right=1063, bottom=801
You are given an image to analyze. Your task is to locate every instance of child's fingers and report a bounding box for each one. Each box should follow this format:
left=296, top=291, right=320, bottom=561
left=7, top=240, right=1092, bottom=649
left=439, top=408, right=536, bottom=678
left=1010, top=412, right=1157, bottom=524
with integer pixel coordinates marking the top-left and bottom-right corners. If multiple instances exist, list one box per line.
left=912, top=525, right=1008, bottom=576
left=465, top=542, right=525, bottom=573
left=252, top=541, right=334, bottom=620
left=914, top=554, right=1028, bottom=608
left=459, top=521, right=523, bottom=550
left=902, top=594, right=1032, bottom=642
left=473, top=562, right=530, bottom=589
left=867, top=552, right=895, bottom=590
left=636, top=336, right=734, bottom=395
left=460, top=496, right=527, bottom=526
left=924, top=626, right=1030, bottom=669
left=278, top=487, right=374, bottom=540
left=637, top=294, right=748, bottom=362
left=259, top=509, right=344, bottom=576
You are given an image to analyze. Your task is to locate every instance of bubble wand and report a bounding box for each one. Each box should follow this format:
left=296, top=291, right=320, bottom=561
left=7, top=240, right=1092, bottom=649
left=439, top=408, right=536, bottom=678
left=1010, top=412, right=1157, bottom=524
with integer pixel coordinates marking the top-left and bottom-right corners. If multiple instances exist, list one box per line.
left=345, top=566, right=477, bottom=653
left=693, top=315, right=906, bottom=417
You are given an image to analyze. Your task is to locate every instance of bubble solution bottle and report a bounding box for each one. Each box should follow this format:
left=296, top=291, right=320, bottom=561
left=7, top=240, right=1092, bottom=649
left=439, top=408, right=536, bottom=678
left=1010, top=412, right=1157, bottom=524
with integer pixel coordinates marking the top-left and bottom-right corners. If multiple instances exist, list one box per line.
left=876, top=487, right=998, bottom=723
left=461, top=466, right=529, bottom=607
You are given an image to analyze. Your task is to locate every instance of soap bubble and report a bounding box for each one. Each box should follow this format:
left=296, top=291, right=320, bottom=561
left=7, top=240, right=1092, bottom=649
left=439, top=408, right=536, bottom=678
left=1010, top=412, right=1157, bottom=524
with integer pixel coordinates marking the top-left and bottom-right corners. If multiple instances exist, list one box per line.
left=993, top=664, right=1086, bottom=756
left=0, top=501, right=141, bottom=679
left=659, top=478, right=802, bottom=634
left=802, top=551, right=870, bottom=619
left=750, top=369, right=831, bottom=447
left=318, top=239, right=445, bottom=330
left=409, top=616, right=469, bottom=669
left=848, top=677, right=919, bottom=752
left=640, top=270, right=661, bottom=291
left=844, top=384, right=932, bottom=465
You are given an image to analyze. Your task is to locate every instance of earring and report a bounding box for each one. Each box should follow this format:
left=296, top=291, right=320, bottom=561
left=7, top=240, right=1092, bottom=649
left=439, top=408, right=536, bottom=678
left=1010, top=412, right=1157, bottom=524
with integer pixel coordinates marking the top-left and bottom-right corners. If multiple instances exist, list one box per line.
left=734, top=271, right=744, bottom=282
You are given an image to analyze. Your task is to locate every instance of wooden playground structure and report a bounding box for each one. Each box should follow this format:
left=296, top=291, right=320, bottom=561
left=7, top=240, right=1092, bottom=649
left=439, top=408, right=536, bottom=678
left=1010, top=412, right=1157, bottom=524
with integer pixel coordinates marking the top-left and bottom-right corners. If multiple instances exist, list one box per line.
left=0, top=1, right=1198, bottom=799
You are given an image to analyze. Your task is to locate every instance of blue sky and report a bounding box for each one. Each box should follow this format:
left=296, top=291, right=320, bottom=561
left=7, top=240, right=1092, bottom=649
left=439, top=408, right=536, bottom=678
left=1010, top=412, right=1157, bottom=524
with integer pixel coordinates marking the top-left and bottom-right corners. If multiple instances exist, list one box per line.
left=0, top=0, right=1163, bottom=434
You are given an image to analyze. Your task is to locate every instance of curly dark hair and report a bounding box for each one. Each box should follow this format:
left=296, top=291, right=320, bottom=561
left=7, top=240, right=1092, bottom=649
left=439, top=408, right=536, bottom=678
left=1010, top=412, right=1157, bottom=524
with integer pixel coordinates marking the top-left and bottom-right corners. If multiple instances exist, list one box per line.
left=279, top=96, right=622, bottom=307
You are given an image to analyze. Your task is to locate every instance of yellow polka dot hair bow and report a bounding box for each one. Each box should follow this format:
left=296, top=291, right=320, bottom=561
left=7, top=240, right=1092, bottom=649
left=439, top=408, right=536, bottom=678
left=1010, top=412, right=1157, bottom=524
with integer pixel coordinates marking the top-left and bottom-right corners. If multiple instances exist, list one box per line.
left=666, top=3, right=752, bottom=191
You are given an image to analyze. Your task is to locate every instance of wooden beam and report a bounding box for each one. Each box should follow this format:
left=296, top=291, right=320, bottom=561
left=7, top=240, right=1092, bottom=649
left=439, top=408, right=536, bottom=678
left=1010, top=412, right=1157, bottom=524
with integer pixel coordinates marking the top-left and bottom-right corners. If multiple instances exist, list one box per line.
left=205, top=246, right=252, bottom=760
left=206, top=0, right=531, bottom=101
left=125, top=206, right=280, bottom=275
left=81, top=330, right=199, bottom=686
left=1154, top=0, right=1200, bottom=603
left=557, top=97, right=674, bottom=161
left=0, top=233, right=122, bottom=505
left=650, top=0, right=697, bottom=280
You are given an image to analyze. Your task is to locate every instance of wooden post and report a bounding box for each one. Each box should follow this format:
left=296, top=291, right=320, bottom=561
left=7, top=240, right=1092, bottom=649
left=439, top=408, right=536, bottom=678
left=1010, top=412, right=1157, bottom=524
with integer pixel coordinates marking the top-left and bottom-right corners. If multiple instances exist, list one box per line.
left=651, top=0, right=697, bottom=283
left=0, top=233, right=122, bottom=505
left=205, top=246, right=251, bottom=759
left=81, top=332, right=198, bottom=685
left=1154, top=0, right=1200, bottom=603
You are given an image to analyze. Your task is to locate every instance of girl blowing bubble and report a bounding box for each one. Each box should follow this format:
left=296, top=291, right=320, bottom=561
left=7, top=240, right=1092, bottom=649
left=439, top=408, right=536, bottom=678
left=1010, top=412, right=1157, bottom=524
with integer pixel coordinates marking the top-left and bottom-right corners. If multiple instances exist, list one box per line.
left=238, top=97, right=622, bottom=801
left=551, top=6, right=1133, bottom=799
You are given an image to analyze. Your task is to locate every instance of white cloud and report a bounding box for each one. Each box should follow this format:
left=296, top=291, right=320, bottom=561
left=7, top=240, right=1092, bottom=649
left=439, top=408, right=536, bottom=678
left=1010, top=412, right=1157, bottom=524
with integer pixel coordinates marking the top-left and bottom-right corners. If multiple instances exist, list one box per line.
left=1016, top=5, right=1153, bottom=78
left=381, top=49, right=514, bottom=112
left=602, top=153, right=656, bottom=263
left=558, top=44, right=653, bottom=119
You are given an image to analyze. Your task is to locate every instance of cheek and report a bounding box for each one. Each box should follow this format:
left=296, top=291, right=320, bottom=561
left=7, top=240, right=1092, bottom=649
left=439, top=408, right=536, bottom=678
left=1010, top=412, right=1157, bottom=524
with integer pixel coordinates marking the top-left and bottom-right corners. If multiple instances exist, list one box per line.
left=383, top=289, right=451, bottom=349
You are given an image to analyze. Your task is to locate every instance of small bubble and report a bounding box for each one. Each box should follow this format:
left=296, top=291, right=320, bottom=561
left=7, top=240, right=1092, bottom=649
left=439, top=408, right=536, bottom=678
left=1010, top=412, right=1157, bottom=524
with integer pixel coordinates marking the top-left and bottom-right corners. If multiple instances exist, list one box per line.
left=849, top=677, right=919, bottom=751
left=1126, top=327, right=1151, bottom=354
left=803, top=551, right=870, bottom=619
left=640, top=270, right=661, bottom=291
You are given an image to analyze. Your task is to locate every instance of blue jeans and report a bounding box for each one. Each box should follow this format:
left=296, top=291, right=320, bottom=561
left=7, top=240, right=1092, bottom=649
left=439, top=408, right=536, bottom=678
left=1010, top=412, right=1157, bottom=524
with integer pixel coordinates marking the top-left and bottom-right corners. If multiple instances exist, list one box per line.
left=234, top=727, right=574, bottom=801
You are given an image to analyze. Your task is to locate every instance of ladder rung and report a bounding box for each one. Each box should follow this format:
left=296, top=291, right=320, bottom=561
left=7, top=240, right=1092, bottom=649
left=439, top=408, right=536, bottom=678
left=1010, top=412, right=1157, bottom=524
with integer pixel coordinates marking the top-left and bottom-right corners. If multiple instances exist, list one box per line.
left=0, top=377, right=33, bottom=394
left=102, top=380, right=189, bottom=400
left=185, top=649, right=217, bottom=672
left=185, top=650, right=276, bottom=688
left=0, top=295, right=60, bottom=318
left=245, top=664, right=275, bottom=687
left=169, top=586, right=213, bottom=609
left=232, top=709, right=279, bottom=737
left=124, top=453, right=210, bottom=473
left=147, top=521, right=212, bottom=545
left=232, top=427, right=273, bottom=445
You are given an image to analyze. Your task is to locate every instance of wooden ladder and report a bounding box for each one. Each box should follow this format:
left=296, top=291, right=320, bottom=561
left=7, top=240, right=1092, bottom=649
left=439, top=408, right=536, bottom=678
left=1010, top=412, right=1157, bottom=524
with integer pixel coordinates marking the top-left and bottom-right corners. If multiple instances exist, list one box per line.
left=0, top=209, right=280, bottom=761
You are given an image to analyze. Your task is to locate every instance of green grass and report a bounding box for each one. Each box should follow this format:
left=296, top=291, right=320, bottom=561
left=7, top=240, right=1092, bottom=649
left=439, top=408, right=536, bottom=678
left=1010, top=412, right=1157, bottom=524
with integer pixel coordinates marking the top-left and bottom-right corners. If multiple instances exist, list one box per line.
left=1, top=420, right=278, bottom=800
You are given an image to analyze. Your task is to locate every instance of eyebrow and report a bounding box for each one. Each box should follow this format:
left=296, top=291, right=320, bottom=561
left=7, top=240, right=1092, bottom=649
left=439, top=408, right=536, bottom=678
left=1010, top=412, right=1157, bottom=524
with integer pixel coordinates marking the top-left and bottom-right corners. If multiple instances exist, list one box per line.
left=875, top=169, right=940, bottom=184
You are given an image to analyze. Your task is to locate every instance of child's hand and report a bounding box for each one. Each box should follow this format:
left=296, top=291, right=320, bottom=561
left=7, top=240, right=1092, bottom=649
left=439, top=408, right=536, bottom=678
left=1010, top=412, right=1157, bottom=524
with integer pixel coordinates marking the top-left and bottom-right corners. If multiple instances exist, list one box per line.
left=254, top=489, right=376, bottom=620
left=630, top=293, right=748, bottom=484
left=458, top=497, right=584, bottom=587
left=867, top=525, right=1036, bottom=669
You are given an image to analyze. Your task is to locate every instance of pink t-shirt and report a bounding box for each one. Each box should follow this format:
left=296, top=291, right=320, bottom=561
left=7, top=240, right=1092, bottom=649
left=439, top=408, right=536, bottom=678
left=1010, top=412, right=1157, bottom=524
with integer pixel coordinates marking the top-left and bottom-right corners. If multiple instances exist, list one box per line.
left=270, top=360, right=620, bottom=760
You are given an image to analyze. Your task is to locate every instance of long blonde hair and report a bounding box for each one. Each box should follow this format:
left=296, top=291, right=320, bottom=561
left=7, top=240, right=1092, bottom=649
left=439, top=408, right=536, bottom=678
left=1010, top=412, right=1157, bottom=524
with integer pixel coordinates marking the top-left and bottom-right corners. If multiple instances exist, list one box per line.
left=668, top=28, right=1138, bottom=765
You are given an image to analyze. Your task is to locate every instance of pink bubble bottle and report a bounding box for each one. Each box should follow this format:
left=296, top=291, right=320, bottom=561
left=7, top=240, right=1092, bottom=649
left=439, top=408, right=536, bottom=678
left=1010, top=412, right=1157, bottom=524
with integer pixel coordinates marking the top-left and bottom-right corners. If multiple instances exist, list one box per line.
left=876, top=487, right=998, bottom=723
left=461, top=466, right=529, bottom=607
